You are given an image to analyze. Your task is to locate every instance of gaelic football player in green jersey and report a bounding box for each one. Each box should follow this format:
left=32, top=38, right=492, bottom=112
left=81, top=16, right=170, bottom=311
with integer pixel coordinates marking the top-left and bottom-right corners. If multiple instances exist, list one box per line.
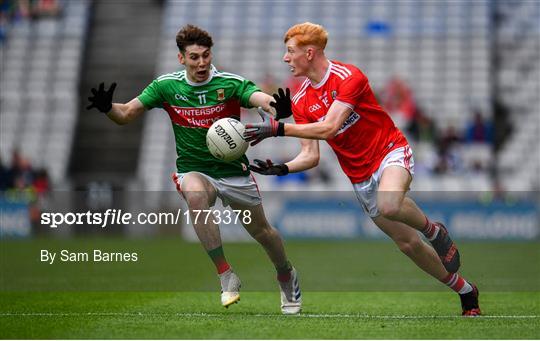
left=86, top=25, right=301, bottom=314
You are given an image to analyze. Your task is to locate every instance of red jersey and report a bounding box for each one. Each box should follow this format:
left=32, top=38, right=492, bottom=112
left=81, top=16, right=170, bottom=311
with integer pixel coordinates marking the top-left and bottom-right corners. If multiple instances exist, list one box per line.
left=291, top=60, right=408, bottom=183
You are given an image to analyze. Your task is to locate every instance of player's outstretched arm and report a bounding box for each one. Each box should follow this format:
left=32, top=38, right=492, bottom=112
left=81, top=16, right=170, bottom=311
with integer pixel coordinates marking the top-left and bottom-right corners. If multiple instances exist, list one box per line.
left=86, top=82, right=145, bottom=125
left=248, top=91, right=275, bottom=114
left=107, top=98, right=145, bottom=125
left=248, top=89, right=292, bottom=120
left=284, top=101, right=352, bottom=140
left=285, top=138, right=320, bottom=172
left=249, top=139, right=319, bottom=176
left=244, top=102, right=352, bottom=144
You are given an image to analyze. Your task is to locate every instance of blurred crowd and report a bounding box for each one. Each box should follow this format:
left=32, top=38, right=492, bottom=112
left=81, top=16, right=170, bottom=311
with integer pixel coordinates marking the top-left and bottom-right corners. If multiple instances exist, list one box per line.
left=379, top=77, right=494, bottom=175
left=0, top=0, right=62, bottom=43
left=0, top=150, right=50, bottom=200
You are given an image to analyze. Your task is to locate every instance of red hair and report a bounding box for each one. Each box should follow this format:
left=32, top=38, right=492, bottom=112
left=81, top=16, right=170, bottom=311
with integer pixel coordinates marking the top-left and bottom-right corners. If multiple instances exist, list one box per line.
left=284, top=22, right=328, bottom=49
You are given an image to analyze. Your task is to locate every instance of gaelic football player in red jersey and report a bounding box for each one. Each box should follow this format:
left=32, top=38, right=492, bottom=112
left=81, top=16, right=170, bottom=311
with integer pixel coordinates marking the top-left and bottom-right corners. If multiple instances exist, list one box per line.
left=245, top=22, right=480, bottom=316
left=86, top=25, right=301, bottom=315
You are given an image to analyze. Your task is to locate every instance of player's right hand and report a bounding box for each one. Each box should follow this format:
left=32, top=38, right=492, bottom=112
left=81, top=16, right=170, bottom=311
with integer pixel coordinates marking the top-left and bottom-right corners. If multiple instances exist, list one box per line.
left=86, top=82, right=117, bottom=113
left=249, top=159, right=289, bottom=176
left=270, top=88, right=293, bottom=120
left=244, top=107, right=284, bottom=146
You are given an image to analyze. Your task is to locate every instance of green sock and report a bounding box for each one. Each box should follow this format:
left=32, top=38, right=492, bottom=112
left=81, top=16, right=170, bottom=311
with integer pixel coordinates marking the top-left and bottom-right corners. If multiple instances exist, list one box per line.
left=207, top=246, right=230, bottom=274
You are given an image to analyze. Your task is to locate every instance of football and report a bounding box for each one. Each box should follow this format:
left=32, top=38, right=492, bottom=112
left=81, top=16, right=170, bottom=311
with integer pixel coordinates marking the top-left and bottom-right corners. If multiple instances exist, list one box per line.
left=206, top=118, right=248, bottom=162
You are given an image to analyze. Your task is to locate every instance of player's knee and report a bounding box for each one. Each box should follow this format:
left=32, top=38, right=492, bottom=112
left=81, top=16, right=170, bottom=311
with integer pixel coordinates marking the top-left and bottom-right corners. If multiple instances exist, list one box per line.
left=184, top=191, right=211, bottom=210
left=377, top=201, right=401, bottom=219
left=396, top=237, right=423, bottom=256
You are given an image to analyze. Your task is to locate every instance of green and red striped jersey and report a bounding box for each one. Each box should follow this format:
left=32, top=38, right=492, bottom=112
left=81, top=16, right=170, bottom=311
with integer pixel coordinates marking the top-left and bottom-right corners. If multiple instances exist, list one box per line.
left=138, top=65, right=260, bottom=178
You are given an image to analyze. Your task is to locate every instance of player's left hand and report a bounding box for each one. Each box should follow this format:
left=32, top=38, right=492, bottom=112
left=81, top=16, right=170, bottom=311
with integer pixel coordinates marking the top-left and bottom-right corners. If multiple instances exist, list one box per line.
left=249, top=159, right=289, bottom=176
left=244, top=107, right=285, bottom=146
left=270, top=88, right=293, bottom=120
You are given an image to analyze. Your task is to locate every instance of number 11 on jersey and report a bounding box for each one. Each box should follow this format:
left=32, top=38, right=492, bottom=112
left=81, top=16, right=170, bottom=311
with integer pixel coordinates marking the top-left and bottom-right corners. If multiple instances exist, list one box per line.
left=198, top=94, right=206, bottom=104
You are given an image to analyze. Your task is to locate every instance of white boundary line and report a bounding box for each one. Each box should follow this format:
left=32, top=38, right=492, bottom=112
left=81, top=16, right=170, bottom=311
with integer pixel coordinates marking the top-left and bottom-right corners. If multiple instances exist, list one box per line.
left=0, top=312, right=537, bottom=319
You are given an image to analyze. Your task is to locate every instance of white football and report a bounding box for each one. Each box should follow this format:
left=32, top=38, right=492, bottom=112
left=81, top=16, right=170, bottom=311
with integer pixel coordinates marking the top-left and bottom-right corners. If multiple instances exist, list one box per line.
left=206, top=118, right=248, bottom=162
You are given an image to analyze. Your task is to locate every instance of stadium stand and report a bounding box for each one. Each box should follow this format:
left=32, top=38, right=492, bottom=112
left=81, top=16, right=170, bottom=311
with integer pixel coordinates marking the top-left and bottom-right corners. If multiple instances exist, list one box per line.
left=1, top=0, right=90, bottom=184
left=493, top=1, right=540, bottom=191
left=2, top=1, right=537, bottom=193
left=69, top=0, right=162, bottom=186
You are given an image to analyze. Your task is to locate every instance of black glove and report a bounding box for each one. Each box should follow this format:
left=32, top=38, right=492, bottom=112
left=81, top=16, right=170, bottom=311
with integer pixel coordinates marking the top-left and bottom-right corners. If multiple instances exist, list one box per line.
left=249, top=159, right=289, bottom=176
left=270, top=88, right=293, bottom=120
left=86, top=82, right=117, bottom=113
left=244, top=107, right=285, bottom=146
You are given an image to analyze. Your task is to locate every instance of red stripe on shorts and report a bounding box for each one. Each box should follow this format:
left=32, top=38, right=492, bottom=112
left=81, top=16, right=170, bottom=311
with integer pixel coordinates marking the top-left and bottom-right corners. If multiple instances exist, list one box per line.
left=403, top=146, right=412, bottom=171
left=171, top=172, right=182, bottom=194
left=250, top=173, right=261, bottom=196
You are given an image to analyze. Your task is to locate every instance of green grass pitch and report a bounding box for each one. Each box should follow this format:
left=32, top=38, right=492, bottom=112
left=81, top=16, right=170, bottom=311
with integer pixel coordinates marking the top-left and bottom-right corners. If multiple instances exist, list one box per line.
left=1, top=238, right=539, bottom=339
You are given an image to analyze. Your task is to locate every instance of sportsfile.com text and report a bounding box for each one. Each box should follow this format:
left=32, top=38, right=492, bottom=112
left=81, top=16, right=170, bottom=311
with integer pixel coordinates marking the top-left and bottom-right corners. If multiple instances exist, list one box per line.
left=40, top=209, right=252, bottom=228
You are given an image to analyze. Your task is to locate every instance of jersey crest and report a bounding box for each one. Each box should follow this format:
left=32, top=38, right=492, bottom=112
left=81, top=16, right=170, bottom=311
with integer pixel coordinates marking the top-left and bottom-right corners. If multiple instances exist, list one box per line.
left=217, top=88, right=225, bottom=101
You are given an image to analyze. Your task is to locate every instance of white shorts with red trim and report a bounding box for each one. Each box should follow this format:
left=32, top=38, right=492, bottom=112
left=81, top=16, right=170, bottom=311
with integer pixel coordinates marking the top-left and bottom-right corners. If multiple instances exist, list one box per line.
left=352, top=146, right=415, bottom=218
left=172, top=171, right=261, bottom=207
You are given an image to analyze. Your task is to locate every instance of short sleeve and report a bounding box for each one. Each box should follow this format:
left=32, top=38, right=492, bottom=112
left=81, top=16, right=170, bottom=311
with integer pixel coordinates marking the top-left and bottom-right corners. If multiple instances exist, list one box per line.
left=335, top=73, right=369, bottom=109
left=138, top=80, right=164, bottom=110
left=234, top=79, right=261, bottom=108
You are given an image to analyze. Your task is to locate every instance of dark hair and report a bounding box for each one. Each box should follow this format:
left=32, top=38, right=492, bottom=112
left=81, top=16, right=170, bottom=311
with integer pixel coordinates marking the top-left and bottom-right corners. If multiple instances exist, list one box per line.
left=176, top=24, right=213, bottom=53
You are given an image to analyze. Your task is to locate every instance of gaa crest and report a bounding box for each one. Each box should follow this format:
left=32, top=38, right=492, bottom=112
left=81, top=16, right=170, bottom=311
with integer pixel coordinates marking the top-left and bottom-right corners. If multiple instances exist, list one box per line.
left=217, top=89, right=225, bottom=101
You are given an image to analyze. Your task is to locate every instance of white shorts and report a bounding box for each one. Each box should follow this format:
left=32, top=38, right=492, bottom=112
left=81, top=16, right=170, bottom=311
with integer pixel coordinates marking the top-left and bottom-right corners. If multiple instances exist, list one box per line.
left=353, top=146, right=414, bottom=218
left=172, top=172, right=262, bottom=207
